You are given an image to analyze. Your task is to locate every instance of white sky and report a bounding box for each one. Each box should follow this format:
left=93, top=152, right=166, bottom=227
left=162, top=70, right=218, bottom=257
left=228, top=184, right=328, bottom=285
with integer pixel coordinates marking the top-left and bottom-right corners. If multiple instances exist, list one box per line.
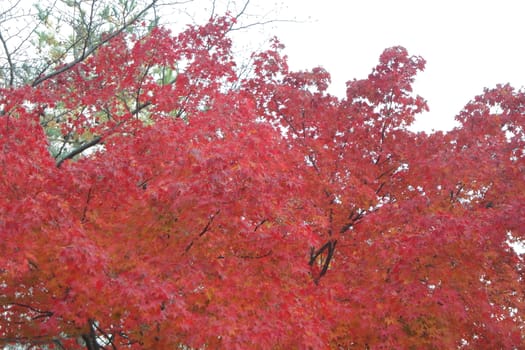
left=241, top=0, right=525, bottom=132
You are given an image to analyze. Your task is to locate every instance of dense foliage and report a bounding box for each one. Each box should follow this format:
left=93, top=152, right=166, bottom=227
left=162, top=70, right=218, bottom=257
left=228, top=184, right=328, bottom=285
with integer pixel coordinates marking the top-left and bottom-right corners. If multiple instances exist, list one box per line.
left=1, top=5, right=524, bottom=349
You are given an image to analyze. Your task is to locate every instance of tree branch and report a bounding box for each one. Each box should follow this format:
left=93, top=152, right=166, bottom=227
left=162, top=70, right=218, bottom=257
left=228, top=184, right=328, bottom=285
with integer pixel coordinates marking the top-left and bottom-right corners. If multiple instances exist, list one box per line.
left=56, top=136, right=101, bottom=168
left=234, top=0, right=251, bottom=21
left=199, top=209, right=220, bottom=237
left=0, top=0, right=22, bottom=20
left=82, top=319, right=100, bottom=350
left=0, top=29, right=15, bottom=87
left=209, top=0, right=216, bottom=19
left=81, top=0, right=98, bottom=58
left=230, top=19, right=301, bottom=32
left=32, top=0, right=159, bottom=87
left=309, top=239, right=337, bottom=284
left=7, top=302, right=54, bottom=320
left=185, top=209, right=220, bottom=252
left=56, top=101, right=151, bottom=168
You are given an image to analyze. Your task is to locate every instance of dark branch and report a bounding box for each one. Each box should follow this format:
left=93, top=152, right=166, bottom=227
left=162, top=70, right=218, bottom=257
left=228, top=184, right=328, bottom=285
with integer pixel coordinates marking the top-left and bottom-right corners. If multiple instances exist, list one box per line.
left=7, top=302, right=54, bottom=319
left=0, top=29, right=15, bottom=87
left=254, top=218, right=267, bottom=231
left=185, top=209, right=220, bottom=252
left=55, top=101, right=151, bottom=168
left=199, top=209, right=220, bottom=236
left=81, top=0, right=97, bottom=58
left=53, top=339, right=66, bottom=350
left=92, top=320, right=117, bottom=350
left=56, top=136, right=101, bottom=168
left=309, top=239, right=337, bottom=284
left=340, top=210, right=364, bottom=234
left=0, top=0, right=22, bottom=19
left=209, top=0, right=216, bottom=19
left=82, top=319, right=101, bottom=350
left=234, top=0, right=251, bottom=21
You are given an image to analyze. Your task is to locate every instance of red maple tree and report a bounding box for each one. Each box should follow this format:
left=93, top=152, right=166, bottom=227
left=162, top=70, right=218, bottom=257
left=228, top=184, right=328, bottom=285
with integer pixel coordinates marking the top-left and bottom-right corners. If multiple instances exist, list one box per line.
left=1, top=14, right=523, bottom=349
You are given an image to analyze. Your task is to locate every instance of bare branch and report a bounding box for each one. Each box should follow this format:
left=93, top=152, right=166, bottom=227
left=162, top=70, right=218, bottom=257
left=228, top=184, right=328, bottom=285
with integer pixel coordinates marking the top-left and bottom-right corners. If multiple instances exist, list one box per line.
left=0, top=0, right=22, bottom=21
left=234, top=0, right=250, bottom=21
left=0, top=30, right=14, bottom=87
left=81, top=0, right=98, bottom=58
left=229, top=18, right=301, bottom=32
left=209, top=0, right=216, bottom=19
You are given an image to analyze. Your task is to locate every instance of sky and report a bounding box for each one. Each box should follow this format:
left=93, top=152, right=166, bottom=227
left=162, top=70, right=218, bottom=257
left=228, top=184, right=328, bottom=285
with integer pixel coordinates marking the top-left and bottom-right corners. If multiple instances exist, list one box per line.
left=231, top=0, right=525, bottom=132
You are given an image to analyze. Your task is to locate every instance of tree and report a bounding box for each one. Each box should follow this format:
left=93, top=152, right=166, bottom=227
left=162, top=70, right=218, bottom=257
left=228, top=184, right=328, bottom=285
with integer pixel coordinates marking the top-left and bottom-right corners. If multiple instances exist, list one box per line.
left=1, top=4, right=524, bottom=350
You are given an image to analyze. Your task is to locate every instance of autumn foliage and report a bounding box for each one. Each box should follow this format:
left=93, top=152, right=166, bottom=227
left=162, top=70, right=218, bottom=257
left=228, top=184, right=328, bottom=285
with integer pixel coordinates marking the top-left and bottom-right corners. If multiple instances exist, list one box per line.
left=1, top=14, right=524, bottom=349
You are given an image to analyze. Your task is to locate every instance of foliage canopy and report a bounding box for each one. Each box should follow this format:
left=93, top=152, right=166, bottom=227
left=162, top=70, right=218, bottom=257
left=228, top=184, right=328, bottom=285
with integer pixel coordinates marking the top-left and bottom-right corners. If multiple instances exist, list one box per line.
left=1, top=1, right=524, bottom=349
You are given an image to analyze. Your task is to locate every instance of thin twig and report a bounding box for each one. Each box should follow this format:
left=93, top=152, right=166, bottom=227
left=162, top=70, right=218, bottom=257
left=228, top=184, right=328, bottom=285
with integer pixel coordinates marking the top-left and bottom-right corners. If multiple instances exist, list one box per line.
left=230, top=19, right=301, bottom=32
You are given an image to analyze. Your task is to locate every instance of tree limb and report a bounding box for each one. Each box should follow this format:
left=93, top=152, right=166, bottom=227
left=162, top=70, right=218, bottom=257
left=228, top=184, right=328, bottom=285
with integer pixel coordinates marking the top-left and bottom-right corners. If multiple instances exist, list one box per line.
left=0, top=29, right=15, bottom=87
left=56, top=136, right=101, bottom=168
left=56, top=102, right=151, bottom=168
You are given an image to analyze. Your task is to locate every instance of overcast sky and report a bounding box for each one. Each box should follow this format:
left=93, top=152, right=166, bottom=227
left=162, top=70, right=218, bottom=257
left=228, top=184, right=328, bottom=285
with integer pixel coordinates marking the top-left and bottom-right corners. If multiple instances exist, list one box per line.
left=234, top=0, right=525, bottom=132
